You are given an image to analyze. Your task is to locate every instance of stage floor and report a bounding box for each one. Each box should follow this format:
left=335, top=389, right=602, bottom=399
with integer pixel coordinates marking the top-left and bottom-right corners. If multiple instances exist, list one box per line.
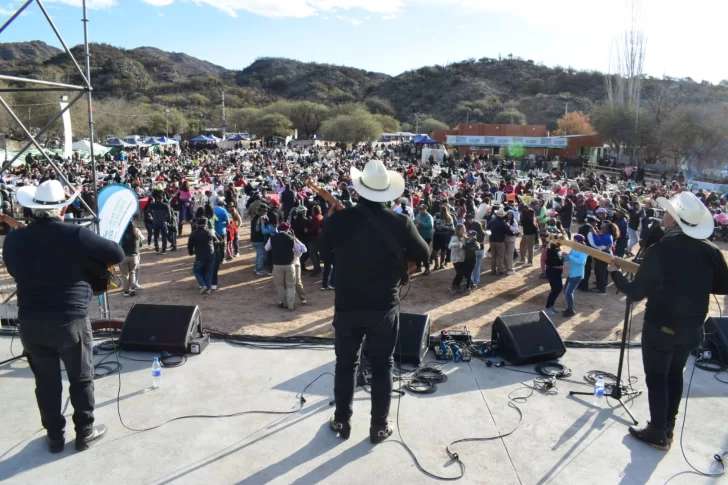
left=1, top=336, right=726, bottom=485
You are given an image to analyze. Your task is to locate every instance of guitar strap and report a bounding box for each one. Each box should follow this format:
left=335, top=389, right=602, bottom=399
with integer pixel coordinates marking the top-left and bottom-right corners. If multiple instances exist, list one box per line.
left=355, top=203, right=409, bottom=285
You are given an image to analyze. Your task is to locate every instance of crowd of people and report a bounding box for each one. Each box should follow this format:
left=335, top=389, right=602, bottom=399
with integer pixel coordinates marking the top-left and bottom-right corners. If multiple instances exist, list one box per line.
left=3, top=141, right=728, bottom=314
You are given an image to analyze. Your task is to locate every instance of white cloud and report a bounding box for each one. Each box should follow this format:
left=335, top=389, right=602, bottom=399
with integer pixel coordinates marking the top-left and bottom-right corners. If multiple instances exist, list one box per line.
left=336, top=15, right=361, bottom=25
left=137, top=0, right=402, bottom=18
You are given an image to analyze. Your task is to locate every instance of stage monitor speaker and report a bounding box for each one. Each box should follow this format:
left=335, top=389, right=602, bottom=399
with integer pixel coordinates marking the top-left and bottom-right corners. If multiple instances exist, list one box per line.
left=705, top=317, right=728, bottom=365
left=363, top=312, right=430, bottom=366
left=119, top=304, right=201, bottom=353
left=492, top=311, right=565, bottom=365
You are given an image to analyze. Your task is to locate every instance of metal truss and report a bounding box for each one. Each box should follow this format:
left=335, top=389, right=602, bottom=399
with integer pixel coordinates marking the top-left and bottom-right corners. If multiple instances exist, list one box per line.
left=0, top=0, right=98, bottom=218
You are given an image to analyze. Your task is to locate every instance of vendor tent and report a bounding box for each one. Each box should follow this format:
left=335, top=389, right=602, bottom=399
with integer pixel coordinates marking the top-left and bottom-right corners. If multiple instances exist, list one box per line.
left=72, top=139, right=110, bottom=155
left=190, top=135, right=214, bottom=143
left=104, top=137, right=133, bottom=147
left=228, top=134, right=248, bottom=141
left=144, top=137, right=162, bottom=145
left=156, top=136, right=179, bottom=145
left=413, top=135, right=437, bottom=144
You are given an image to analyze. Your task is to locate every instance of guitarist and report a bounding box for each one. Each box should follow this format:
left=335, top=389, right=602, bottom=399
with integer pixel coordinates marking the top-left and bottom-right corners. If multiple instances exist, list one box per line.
left=321, top=159, right=429, bottom=444
left=4, top=180, right=124, bottom=453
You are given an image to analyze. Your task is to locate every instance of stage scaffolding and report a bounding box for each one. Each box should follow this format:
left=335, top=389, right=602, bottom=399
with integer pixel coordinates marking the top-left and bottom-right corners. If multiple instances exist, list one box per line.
left=0, top=1, right=110, bottom=318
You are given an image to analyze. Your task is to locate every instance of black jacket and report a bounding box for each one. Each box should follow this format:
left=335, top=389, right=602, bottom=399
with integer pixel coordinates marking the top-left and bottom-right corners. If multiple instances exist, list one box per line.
left=147, top=201, right=172, bottom=226
left=4, top=218, right=125, bottom=320
left=466, top=221, right=486, bottom=244
left=487, top=217, right=514, bottom=243
left=281, top=189, right=295, bottom=208
left=611, top=234, right=728, bottom=342
left=320, top=199, right=430, bottom=312
left=187, top=226, right=217, bottom=262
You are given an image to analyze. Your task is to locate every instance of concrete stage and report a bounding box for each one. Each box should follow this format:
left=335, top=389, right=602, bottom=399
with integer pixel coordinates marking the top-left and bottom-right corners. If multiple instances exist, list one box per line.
left=1, top=335, right=726, bottom=485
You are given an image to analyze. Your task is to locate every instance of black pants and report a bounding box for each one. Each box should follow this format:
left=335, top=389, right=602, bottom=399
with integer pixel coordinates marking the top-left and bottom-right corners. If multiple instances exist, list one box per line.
left=641, top=323, right=697, bottom=430
left=212, top=244, right=223, bottom=286
left=546, top=267, right=564, bottom=308
left=153, top=224, right=168, bottom=252
left=19, top=318, right=95, bottom=440
left=333, top=308, right=399, bottom=426
left=594, top=259, right=608, bottom=292
left=416, top=238, right=432, bottom=270
left=453, top=258, right=475, bottom=288
left=578, top=255, right=593, bottom=290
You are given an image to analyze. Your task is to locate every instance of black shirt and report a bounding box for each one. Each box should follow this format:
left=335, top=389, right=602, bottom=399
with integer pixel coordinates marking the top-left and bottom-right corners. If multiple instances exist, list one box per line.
left=4, top=218, right=124, bottom=320
left=320, top=199, right=429, bottom=312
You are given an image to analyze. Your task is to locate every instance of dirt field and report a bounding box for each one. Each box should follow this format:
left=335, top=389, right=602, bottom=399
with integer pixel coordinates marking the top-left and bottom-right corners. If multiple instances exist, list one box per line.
left=108, top=221, right=728, bottom=343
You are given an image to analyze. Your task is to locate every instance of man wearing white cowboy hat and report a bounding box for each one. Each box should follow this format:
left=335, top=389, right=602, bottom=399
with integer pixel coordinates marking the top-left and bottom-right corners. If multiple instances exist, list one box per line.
left=321, top=159, right=429, bottom=444
left=487, top=206, right=513, bottom=276
left=609, top=190, right=728, bottom=450
left=3, top=180, right=125, bottom=453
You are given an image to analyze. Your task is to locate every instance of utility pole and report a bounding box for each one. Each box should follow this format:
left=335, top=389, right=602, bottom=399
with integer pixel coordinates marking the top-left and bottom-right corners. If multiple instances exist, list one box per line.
left=27, top=106, right=31, bottom=133
left=164, top=108, right=170, bottom=138
left=565, top=102, right=569, bottom=116
left=221, top=88, right=227, bottom=140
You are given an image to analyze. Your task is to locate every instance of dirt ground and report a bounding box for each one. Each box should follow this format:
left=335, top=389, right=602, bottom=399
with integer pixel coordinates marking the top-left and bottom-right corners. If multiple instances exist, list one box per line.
left=107, top=221, right=728, bottom=343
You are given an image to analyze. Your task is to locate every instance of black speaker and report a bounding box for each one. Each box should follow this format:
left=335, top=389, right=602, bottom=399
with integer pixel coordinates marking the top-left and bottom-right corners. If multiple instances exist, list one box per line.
left=705, top=317, right=728, bottom=365
left=363, top=312, right=430, bottom=366
left=119, top=304, right=202, bottom=353
left=492, top=311, right=566, bottom=365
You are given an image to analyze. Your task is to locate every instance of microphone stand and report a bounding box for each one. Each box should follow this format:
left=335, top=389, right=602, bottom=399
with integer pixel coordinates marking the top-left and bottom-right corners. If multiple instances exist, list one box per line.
left=569, top=297, right=642, bottom=425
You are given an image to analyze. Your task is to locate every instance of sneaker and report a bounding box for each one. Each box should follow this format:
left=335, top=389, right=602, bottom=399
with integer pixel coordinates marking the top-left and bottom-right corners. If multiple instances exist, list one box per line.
left=424, top=269, right=431, bottom=275
left=75, top=424, right=108, bottom=451
left=255, top=271, right=268, bottom=276
left=147, top=244, right=152, bottom=250
left=524, top=263, right=533, bottom=268
left=123, top=291, right=131, bottom=297
left=129, top=289, right=136, bottom=297
left=370, top=424, right=393, bottom=444
left=329, top=417, right=351, bottom=440
left=161, top=251, right=167, bottom=255
left=135, top=284, right=144, bottom=290
left=211, top=285, right=218, bottom=290
left=301, top=299, right=308, bottom=305
left=321, top=287, right=327, bottom=291
left=155, top=249, right=160, bottom=254
left=170, top=247, right=177, bottom=252
left=506, top=270, right=515, bottom=275
left=591, top=289, right=607, bottom=296
left=450, top=286, right=459, bottom=295
left=326, top=286, right=335, bottom=291
left=545, top=307, right=558, bottom=315
left=278, top=302, right=285, bottom=309
left=562, top=309, right=577, bottom=317
left=628, top=424, right=669, bottom=451
left=203, top=288, right=211, bottom=295
left=200, top=287, right=208, bottom=295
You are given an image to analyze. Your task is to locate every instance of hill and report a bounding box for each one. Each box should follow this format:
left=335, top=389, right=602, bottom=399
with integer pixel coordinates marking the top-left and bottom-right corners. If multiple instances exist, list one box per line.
left=0, top=41, right=726, bottom=135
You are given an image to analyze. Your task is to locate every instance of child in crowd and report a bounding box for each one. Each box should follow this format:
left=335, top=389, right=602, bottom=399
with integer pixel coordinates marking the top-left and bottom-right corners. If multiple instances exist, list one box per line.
left=561, top=234, right=588, bottom=317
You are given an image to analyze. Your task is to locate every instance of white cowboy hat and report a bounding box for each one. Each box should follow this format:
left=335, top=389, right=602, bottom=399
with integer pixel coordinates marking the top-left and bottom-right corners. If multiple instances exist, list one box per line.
left=656, top=191, right=713, bottom=240
left=494, top=207, right=507, bottom=217
left=350, top=159, right=404, bottom=203
left=16, top=180, right=79, bottom=209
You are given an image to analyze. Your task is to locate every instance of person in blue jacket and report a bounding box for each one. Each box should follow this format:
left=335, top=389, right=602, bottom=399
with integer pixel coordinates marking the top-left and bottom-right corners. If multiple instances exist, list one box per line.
left=562, top=234, right=589, bottom=317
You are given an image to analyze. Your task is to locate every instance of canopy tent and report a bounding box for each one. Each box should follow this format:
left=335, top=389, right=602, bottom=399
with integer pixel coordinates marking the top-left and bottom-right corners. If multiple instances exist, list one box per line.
left=127, top=139, right=151, bottom=148
left=156, top=136, right=179, bottom=145
left=190, top=135, right=215, bottom=143
left=228, top=134, right=249, bottom=141
left=144, top=137, right=162, bottom=145
left=206, top=134, right=221, bottom=141
left=412, top=135, right=438, bottom=144
left=72, top=139, right=110, bottom=155
left=104, top=137, right=133, bottom=147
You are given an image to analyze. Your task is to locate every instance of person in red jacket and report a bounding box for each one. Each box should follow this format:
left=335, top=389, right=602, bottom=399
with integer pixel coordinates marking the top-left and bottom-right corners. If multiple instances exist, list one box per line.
left=306, top=205, right=324, bottom=275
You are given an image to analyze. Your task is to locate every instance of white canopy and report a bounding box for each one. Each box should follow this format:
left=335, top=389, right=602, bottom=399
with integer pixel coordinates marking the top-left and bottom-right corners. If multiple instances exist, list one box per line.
left=72, top=139, right=110, bottom=155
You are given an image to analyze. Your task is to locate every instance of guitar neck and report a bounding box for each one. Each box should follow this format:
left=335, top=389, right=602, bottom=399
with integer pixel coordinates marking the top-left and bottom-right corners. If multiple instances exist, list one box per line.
left=556, top=239, right=640, bottom=274
left=305, top=179, right=345, bottom=211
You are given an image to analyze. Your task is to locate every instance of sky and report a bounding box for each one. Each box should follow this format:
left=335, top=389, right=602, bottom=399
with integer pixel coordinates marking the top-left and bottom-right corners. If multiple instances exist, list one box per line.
left=0, top=0, right=726, bottom=84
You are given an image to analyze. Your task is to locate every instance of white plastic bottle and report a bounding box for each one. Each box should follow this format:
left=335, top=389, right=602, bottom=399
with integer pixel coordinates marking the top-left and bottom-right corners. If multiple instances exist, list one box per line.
left=152, top=357, right=162, bottom=389
left=593, top=375, right=605, bottom=408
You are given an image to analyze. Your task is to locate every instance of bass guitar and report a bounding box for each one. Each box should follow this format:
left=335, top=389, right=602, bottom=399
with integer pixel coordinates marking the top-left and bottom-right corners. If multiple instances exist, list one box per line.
left=546, top=234, right=640, bottom=274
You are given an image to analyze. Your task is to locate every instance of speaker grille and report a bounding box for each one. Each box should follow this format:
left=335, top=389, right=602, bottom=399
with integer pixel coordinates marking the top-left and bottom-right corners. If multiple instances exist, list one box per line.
left=119, top=304, right=200, bottom=353
left=493, top=311, right=566, bottom=365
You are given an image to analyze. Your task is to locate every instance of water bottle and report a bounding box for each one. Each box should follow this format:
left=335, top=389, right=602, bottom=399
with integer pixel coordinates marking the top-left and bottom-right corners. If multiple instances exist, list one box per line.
left=152, top=357, right=162, bottom=389
left=593, top=375, right=605, bottom=408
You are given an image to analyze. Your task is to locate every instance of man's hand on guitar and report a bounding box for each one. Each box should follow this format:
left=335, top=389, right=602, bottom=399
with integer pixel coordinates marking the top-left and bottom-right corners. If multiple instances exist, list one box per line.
left=608, top=258, right=620, bottom=273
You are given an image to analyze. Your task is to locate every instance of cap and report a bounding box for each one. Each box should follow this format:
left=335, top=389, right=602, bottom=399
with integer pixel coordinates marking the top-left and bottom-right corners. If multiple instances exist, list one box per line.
left=467, top=230, right=477, bottom=237
left=278, top=222, right=291, bottom=232
left=595, top=208, right=607, bottom=214
left=574, top=234, right=585, bottom=244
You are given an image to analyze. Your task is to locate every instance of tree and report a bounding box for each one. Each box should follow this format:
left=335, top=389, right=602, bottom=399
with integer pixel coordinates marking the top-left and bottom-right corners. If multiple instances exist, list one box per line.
left=320, top=110, right=382, bottom=143
left=592, top=103, right=639, bottom=154
left=227, top=107, right=262, bottom=133
left=454, top=96, right=502, bottom=123
left=494, top=109, right=527, bottom=125
left=249, top=113, right=293, bottom=139
left=553, top=111, right=595, bottom=135
left=263, top=100, right=329, bottom=139
left=525, top=78, right=545, bottom=95
left=364, top=97, right=396, bottom=116
left=419, top=118, right=448, bottom=134
left=373, top=114, right=400, bottom=133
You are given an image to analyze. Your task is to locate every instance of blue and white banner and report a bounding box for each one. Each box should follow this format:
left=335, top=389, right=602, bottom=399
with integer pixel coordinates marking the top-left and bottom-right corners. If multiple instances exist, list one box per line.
left=98, top=184, right=139, bottom=243
left=446, top=135, right=568, bottom=148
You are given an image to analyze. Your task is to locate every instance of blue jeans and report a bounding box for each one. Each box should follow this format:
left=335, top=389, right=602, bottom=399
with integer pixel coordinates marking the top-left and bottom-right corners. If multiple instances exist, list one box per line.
left=153, top=224, right=168, bottom=252
left=564, top=276, right=583, bottom=311
left=472, top=249, right=485, bottom=286
left=253, top=241, right=266, bottom=272
left=193, top=259, right=214, bottom=289
left=322, top=260, right=336, bottom=288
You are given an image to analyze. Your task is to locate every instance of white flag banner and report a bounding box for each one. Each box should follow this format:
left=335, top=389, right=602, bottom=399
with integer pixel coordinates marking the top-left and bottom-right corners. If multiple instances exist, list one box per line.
left=60, top=101, right=72, bottom=160
left=97, top=184, right=139, bottom=243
